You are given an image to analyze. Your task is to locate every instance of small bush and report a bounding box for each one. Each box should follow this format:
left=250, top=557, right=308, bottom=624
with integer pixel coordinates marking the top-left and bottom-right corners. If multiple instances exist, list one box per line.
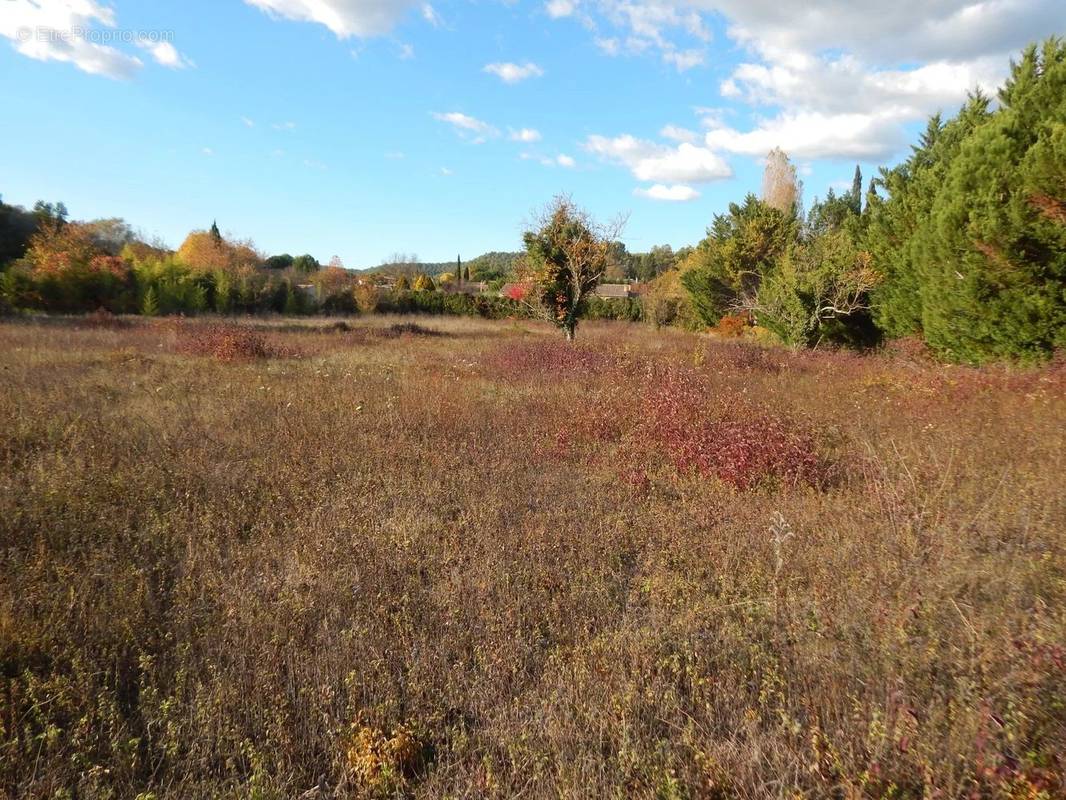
left=176, top=322, right=286, bottom=361
left=346, top=724, right=430, bottom=797
left=376, top=322, right=442, bottom=339
left=713, top=313, right=751, bottom=338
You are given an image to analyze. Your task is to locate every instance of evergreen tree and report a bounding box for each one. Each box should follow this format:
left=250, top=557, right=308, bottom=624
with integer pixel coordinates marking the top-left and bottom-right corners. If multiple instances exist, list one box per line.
left=849, top=165, right=863, bottom=216
left=681, top=195, right=796, bottom=327
left=209, top=220, right=222, bottom=245
left=864, top=99, right=992, bottom=339
left=283, top=283, right=300, bottom=315
left=917, top=39, right=1066, bottom=361
left=456, top=255, right=462, bottom=286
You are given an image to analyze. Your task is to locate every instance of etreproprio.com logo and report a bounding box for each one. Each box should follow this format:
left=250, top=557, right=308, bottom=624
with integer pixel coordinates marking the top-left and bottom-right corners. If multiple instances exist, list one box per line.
left=14, top=26, right=175, bottom=45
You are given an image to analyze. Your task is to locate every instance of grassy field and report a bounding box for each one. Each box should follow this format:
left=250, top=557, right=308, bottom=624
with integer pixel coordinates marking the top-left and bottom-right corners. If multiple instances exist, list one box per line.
left=1, top=315, right=1064, bottom=799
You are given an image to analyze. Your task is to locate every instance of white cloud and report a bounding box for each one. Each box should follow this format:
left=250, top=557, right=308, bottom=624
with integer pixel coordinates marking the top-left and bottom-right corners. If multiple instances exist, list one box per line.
left=703, top=110, right=908, bottom=160
left=595, top=37, right=621, bottom=55
left=241, top=116, right=256, bottom=127
left=662, top=48, right=705, bottom=71
left=660, top=124, right=698, bottom=143
left=421, top=4, right=442, bottom=26
left=548, top=0, right=1062, bottom=162
left=528, top=152, right=578, bottom=168
left=202, top=147, right=215, bottom=156
left=244, top=0, right=422, bottom=38
left=385, top=150, right=405, bottom=159
left=510, top=128, right=543, bottom=143
left=440, top=166, right=454, bottom=176
left=484, top=61, right=545, bottom=83
left=137, top=40, right=193, bottom=69
left=398, top=42, right=414, bottom=59
left=585, top=134, right=733, bottom=183
left=272, top=121, right=297, bottom=131
left=0, top=0, right=142, bottom=79
left=709, top=0, right=1062, bottom=65
left=545, top=0, right=577, bottom=18
left=635, top=184, right=700, bottom=201
left=432, top=111, right=499, bottom=140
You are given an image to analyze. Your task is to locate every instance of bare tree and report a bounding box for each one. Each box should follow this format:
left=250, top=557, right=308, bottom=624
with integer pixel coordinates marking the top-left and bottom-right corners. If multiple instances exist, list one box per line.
left=762, top=147, right=803, bottom=216
left=520, top=196, right=626, bottom=341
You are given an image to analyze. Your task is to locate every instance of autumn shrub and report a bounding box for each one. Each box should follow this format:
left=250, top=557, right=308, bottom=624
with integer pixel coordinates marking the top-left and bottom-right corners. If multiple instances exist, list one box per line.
left=345, top=723, right=431, bottom=797
left=176, top=321, right=285, bottom=361
left=713, top=312, right=751, bottom=338
left=354, top=282, right=380, bottom=314
left=634, top=367, right=828, bottom=489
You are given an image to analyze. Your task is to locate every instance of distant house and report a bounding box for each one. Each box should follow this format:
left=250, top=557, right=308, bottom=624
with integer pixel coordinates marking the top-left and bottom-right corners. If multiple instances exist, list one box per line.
left=296, top=283, right=319, bottom=302
left=594, top=283, right=639, bottom=300
left=444, top=281, right=489, bottom=295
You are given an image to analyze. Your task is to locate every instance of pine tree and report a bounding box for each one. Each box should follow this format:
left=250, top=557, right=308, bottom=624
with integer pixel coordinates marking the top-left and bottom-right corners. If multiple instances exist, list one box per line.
left=916, top=39, right=1066, bottom=362
left=864, top=100, right=991, bottom=339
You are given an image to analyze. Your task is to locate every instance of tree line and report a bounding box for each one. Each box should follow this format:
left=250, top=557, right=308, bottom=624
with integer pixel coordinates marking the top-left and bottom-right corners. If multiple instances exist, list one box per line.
left=1, top=39, right=1062, bottom=361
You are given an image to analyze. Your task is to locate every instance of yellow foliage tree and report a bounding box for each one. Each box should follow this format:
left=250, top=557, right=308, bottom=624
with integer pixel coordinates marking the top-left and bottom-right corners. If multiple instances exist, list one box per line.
left=177, top=230, right=261, bottom=272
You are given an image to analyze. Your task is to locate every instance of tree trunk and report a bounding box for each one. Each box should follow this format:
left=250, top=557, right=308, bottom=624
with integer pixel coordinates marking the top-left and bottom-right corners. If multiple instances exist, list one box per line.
left=564, top=323, right=575, bottom=342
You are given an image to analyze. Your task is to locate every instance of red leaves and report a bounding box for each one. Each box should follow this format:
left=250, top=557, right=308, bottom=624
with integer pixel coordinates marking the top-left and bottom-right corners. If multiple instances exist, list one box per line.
left=503, top=283, right=531, bottom=302
left=486, top=338, right=832, bottom=491
left=636, top=367, right=827, bottom=490
left=176, top=322, right=287, bottom=361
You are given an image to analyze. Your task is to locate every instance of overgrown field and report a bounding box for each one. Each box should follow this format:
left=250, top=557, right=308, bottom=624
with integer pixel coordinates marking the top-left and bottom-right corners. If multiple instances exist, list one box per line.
left=1, top=316, right=1064, bottom=799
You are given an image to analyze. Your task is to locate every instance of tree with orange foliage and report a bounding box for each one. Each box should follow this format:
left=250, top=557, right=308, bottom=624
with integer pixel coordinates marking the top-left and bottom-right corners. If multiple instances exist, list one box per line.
left=22, top=221, right=132, bottom=312
left=177, top=230, right=261, bottom=272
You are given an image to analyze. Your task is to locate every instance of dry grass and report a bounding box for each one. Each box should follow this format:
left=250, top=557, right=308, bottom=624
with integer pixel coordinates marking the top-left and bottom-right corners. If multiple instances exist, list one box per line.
left=1, top=315, right=1064, bottom=799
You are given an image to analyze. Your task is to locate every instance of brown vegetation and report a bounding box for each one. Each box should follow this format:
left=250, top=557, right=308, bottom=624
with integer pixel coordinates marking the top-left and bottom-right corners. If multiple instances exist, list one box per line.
left=1, top=316, right=1063, bottom=798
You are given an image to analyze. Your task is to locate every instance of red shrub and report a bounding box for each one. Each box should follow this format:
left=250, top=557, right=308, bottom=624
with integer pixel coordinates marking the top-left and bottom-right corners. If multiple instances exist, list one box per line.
left=177, top=323, right=287, bottom=361
left=635, top=367, right=827, bottom=489
left=503, top=283, right=531, bottom=302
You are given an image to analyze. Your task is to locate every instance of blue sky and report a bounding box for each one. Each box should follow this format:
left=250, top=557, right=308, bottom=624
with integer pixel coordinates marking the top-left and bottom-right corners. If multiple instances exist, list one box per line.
left=1, top=0, right=1061, bottom=266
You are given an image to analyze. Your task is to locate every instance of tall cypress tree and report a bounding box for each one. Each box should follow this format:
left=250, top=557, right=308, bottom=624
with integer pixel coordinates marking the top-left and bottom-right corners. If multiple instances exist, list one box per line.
left=209, top=220, right=222, bottom=245
left=456, top=254, right=462, bottom=286
left=849, top=165, right=863, bottom=215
